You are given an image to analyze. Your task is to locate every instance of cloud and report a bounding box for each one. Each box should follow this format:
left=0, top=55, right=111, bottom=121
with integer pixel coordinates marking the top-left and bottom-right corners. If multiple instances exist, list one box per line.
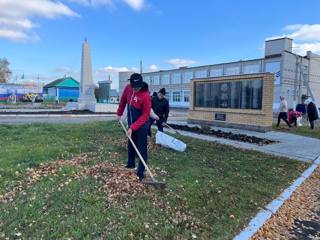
left=267, top=24, right=320, bottom=55
left=122, top=0, right=144, bottom=11
left=149, top=64, right=158, bottom=71
left=68, top=0, right=114, bottom=7
left=69, top=0, right=144, bottom=11
left=285, top=24, right=320, bottom=42
left=0, top=0, right=78, bottom=42
left=293, top=42, right=320, bottom=56
left=167, top=58, right=197, bottom=68
left=99, top=66, right=131, bottom=73
left=0, top=29, right=30, bottom=42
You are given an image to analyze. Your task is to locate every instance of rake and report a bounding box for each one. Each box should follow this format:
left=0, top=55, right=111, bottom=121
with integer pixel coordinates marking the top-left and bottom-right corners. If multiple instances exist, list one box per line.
left=119, top=120, right=166, bottom=189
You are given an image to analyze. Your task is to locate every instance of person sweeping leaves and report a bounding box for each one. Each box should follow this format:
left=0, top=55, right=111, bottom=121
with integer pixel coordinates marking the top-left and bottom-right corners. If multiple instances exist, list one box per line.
left=116, top=73, right=151, bottom=181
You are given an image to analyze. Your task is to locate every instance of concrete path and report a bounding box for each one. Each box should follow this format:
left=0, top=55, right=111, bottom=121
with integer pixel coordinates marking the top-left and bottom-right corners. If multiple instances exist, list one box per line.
left=167, top=121, right=320, bottom=162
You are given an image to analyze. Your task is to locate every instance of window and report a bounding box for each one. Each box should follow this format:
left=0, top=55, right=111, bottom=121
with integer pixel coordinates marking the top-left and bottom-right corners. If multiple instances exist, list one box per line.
left=144, top=76, right=151, bottom=84
left=265, top=61, right=281, bottom=85
left=195, top=70, right=207, bottom=78
left=173, top=91, right=181, bottom=102
left=251, top=80, right=263, bottom=109
left=153, top=75, right=160, bottom=85
left=161, top=74, right=170, bottom=85
left=241, top=80, right=251, bottom=109
left=194, top=79, right=263, bottom=110
left=172, top=72, right=181, bottom=84
left=230, top=82, right=241, bottom=108
left=166, top=91, right=171, bottom=102
left=210, top=68, right=223, bottom=77
left=243, top=64, right=260, bottom=74
left=183, top=71, right=193, bottom=83
left=225, top=66, right=240, bottom=76
left=183, top=91, right=190, bottom=102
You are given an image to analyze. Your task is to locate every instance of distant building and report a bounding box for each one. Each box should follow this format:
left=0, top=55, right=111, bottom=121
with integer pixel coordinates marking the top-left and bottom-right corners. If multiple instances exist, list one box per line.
left=109, top=89, right=119, bottom=103
left=97, top=80, right=111, bottom=103
left=0, top=83, right=41, bottom=102
left=118, top=71, right=134, bottom=96
left=43, top=77, right=79, bottom=101
left=119, top=37, right=320, bottom=110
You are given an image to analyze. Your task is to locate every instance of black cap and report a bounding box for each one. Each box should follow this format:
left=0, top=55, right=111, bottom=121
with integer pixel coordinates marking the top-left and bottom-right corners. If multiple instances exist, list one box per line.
left=159, top=88, right=166, bottom=95
left=129, top=73, right=143, bottom=88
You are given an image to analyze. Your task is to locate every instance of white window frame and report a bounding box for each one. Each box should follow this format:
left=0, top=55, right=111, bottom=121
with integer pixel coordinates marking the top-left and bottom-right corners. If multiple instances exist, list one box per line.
left=210, top=68, right=223, bottom=77
left=195, top=70, right=207, bottom=78
left=225, top=66, right=240, bottom=76
left=144, top=75, right=151, bottom=84
left=183, top=71, right=193, bottom=83
left=183, top=91, right=190, bottom=102
left=172, top=72, right=181, bottom=84
left=153, top=75, right=160, bottom=85
left=243, top=64, right=260, bottom=74
left=172, top=91, right=181, bottom=102
left=161, top=74, right=170, bottom=85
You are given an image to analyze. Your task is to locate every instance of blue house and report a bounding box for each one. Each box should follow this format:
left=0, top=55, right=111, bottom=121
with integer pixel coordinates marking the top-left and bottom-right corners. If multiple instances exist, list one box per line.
left=43, top=77, right=79, bottom=101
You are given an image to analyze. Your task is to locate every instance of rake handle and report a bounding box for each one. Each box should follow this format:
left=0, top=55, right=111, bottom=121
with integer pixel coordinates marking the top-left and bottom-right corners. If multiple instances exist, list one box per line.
left=119, top=120, right=155, bottom=180
left=164, top=122, right=180, bottom=135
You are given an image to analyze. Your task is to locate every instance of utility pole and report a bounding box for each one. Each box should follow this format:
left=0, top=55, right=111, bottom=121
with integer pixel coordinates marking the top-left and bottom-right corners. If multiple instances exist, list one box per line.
left=140, top=60, right=143, bottom=74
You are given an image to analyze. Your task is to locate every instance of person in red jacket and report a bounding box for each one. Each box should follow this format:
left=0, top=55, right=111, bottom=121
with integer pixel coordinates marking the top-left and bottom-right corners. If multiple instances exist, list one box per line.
left=116, top=73, right=151, bottom=180
left=288, top=108, right=302, bottom=127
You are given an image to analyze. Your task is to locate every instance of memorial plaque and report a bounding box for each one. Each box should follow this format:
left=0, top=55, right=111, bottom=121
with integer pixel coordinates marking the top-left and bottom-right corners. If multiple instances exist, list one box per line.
left=215, top=113, right=226, bottom=121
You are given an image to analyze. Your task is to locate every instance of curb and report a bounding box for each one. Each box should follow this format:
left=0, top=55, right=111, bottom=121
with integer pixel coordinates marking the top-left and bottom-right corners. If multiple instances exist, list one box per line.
left=233, top=155, right=320, bottom=240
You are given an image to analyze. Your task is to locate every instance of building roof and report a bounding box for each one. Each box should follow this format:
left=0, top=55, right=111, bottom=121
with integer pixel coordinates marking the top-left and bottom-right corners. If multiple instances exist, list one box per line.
left=109, top=89, right=118, bottom=97
left=43, top=77, right=79, bottom=88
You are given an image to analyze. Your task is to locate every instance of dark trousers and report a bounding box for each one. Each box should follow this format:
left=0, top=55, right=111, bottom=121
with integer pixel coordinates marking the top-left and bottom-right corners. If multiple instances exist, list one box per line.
left=291, top=117, right=297, bottom=127
left=147, top=118, right=163, bottom=137
left=310, top=120, right=315, bottom=129
left=127, top=126, right=148, bottom=179
left=277, top=112, right=291, bottom=127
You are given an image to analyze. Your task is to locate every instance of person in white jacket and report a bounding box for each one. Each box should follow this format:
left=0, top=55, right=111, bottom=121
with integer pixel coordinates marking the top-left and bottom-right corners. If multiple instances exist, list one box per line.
left=276, top=96, right=292, bottom=128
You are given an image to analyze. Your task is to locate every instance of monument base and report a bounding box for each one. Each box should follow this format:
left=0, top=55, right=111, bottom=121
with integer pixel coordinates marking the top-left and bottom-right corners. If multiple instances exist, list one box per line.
left=87, top=103, right=118, bottom=113
left=77, top=97, right=97, bottom=110
left=64, top=102, right=118, bottom=113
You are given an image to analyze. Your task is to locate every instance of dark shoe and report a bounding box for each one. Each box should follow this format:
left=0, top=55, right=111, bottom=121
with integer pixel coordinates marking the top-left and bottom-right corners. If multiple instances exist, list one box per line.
left=125, top=165, right=135, bottom=170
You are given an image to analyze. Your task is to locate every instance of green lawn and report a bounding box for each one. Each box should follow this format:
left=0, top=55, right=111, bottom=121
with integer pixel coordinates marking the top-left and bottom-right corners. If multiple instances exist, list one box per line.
left=0, top=122, right=308, bottom=239
left=273, top=123, right=320, bottom=139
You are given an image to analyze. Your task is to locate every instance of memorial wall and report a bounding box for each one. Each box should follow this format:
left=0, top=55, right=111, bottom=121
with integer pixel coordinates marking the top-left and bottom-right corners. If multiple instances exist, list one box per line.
left=188, top=73, right=274, bottom=132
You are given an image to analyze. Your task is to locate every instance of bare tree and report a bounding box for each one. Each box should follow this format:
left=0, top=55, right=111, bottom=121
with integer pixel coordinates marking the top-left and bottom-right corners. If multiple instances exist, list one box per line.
left=0, top=58, right=12, bottom=83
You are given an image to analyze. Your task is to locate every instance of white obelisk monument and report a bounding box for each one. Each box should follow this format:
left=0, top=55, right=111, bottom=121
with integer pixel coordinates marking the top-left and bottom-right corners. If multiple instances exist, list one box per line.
left=78, top=38, right=97, bottom=110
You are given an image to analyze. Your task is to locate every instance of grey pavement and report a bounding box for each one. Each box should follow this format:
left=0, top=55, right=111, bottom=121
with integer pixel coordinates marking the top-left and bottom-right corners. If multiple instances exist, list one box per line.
left=167, top=121, right=320, bottom=163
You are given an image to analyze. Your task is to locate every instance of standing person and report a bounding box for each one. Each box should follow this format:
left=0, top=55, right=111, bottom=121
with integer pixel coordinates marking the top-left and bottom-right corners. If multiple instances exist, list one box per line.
left=277, top=96, right=292, bottom=128
left=116, top=73, right=151, bottom=180
left=305, top=98, right=319, bottom=129
left=148, top=88, right=169, bottom=136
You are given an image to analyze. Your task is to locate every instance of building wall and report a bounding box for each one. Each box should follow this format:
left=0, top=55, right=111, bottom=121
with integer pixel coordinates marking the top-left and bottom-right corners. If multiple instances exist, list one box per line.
left=280, top=52, right=309, bottom=108
left=188, top=73, right=275, bottom=132
left=97, top=81, right=111, bottom=101
left=142, top=59, right=264, bottom=108
left=45, top=87, right=79, bottom=100
left=307, top=52, right=320, bottom=103
left=119, top=71, right=134, bottom=96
